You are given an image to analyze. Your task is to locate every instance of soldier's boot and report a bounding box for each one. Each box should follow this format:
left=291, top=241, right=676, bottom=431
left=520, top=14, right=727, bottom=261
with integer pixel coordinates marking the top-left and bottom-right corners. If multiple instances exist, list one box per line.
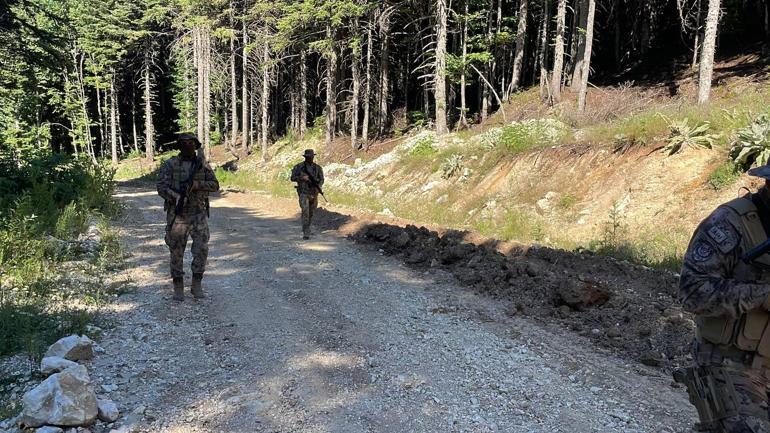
left=191, top=273, right=206, bottom=299
left=172, top=277, right=184, bottom=301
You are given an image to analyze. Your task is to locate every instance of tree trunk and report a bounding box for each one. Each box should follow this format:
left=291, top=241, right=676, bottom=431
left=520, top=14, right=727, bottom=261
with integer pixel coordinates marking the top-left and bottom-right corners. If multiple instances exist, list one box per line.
left=362, top=21, right=373, bottom=147
left=203, top=28, right=211, bottom=159
left=539, top=0, right=551, bottom=101
left=325, top=24, right=337, bottom=147
left=435, top=0, right=449, bottom=135
left=351, top=16, right=361, bottom=150
left=550, top=0, right=566, bottom=103
left=242, top=20, right=250, bottom=152
left=110, top=74, right=118, bottom=165
left=510, top=0, right=528, bottom=92
left=570, top=0, right=589, bottom=90
left=577, top=0, right=595, bottom=112
left=459, top=0, right=469, bottom=129
left=143, top=52, right=155, bottom=161
left=765, top=0, right=770, bottom=55
left=698, top=0, right=721, bottom=104
left=300, top=50, right=308, bottom=138
left=261, top=43, right=269, bottom=162
left=378, top=9, right=391, bottom=136
left=131, top=93, right=139, bottom=154
left=481, top=0, right=493, bottom=121
left=230, top=33, right=239, bottom=150
left=195, top=27, right=204, bottom=145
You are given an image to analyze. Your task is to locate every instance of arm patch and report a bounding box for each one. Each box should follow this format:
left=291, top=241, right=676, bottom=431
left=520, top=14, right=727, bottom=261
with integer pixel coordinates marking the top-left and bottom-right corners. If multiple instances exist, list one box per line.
left=705, top=209, right=740, bottom=254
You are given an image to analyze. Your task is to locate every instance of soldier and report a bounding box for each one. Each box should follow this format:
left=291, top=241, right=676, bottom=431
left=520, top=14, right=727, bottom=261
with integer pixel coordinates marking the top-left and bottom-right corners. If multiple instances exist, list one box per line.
left=290, top=149, right=324, bottom=240
left=678, top=165, right=770, bottom=432
left=156, top=133, right=219, bottom=301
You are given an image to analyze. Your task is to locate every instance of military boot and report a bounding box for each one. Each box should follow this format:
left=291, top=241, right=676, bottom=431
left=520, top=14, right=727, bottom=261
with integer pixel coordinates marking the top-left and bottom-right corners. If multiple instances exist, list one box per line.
left=172, top=277, right=184, bottom=301
left=191, top=273, right=206, bottom=299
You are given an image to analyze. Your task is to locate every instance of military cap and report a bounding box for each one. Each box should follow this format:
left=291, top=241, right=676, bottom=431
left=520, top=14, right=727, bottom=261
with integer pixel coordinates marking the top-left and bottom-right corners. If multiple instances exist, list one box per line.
left=748, top=164, right=770, bottom=180
left=303, top=149, right=316, bottom=157
left=176, top=133, right=202, bottom=149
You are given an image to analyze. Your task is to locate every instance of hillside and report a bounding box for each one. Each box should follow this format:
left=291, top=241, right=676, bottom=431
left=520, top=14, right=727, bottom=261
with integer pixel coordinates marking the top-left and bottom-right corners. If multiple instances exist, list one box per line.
left=162, top=57, right=770, bottom=271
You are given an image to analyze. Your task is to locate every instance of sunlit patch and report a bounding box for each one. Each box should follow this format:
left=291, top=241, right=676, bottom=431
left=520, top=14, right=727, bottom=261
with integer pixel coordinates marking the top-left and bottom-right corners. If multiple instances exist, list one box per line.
left=289, top=351, right=363, bottom=370
left=298, top=243, right=336, bottom=252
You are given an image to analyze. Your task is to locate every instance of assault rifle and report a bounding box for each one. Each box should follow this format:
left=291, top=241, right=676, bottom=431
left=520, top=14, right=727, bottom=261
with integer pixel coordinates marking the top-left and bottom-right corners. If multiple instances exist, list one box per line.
left=302, top=165, right=328, bottom=202
left=168, top=156, right=203, bottom=230
left=743, top=238, right=770, bottom=264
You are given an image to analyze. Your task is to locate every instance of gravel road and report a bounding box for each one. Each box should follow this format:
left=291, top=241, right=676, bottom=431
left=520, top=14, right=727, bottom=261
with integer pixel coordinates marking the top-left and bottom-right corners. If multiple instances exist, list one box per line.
left=89, top=186, right=696, bottom=433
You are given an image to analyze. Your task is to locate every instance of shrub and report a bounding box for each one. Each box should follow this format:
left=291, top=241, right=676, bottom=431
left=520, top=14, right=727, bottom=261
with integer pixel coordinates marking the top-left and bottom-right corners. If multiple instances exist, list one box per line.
left=662, top=117, right=720, bottom=155
left=730, top=114, right=770, bottom=170
left=408, top=133, right=438, bottom=157
left=441, top=154, right=464, bottom=179
left=499, top=119, right=567, bottom=152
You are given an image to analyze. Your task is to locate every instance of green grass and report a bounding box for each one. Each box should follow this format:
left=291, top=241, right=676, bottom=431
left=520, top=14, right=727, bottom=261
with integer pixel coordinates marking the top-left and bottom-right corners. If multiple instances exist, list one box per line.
left=708, top=160, right=741, bottom=190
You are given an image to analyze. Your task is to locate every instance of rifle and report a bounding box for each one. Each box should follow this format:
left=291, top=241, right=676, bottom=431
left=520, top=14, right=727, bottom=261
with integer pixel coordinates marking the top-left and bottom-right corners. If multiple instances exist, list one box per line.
left=302, top=164, right=328, bottom=202
left=168, top=157, right=203, bottom=230
left=743, top=238, right=770, bottom=264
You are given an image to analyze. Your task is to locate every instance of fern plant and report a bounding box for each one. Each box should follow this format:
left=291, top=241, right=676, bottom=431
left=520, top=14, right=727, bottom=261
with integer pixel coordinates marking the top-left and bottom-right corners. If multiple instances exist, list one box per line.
left=730, top=114, right=770, bottom=170
left=662, top=117, right=720, bottom=155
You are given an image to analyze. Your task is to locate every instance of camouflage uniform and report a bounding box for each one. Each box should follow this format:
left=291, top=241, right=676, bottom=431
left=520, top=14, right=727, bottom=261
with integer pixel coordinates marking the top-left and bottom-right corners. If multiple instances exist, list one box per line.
left=290, top=161, right=324, bottom=238
left=156, top=156, right=220, bottom=278
left=679, top=191, right=770, bottom=432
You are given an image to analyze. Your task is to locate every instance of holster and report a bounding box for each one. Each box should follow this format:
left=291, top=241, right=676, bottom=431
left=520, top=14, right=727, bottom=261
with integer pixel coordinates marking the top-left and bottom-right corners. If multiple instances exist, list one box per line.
left=673, top=367, right=739, bottom=432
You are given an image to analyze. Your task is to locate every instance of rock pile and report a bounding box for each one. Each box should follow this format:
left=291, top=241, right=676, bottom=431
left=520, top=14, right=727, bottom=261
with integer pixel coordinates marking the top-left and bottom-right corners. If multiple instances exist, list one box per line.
left=1, top=335, right=120, bottom=433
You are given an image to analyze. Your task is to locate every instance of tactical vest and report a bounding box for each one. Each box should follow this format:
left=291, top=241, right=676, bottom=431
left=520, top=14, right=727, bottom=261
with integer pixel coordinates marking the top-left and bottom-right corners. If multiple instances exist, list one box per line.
left=697, top=197, right=770, bottom=357
left=165, top=157, right=209, bottom=216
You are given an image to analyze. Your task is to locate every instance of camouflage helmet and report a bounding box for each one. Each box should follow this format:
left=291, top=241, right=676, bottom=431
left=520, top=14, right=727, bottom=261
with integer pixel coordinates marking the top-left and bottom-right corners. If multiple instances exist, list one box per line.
left=176, top=133, right=202, bottom=150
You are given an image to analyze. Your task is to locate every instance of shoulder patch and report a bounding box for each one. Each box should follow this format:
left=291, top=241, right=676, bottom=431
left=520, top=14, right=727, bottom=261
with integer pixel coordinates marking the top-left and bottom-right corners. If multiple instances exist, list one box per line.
left=691, top=240, right=715, bottom=262
left=705, top=209, right=740, bottom=254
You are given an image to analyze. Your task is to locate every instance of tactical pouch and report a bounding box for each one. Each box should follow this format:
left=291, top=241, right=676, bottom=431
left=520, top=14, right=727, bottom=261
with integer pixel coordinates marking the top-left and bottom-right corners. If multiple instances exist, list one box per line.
left=698, top=316, right=737, bottom=346
left=735, top=309, right=770, bottom=352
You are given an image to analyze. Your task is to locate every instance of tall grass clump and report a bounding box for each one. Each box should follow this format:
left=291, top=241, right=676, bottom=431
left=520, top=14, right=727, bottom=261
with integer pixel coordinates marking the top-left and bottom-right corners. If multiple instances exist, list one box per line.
left=0, top=147, right=119, bottom=358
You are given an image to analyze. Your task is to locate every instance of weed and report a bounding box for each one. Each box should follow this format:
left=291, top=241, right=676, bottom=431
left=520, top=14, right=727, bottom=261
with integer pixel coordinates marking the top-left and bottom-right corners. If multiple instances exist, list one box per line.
left=708, top=161, right=741, bottom=190
left=441, top=155, right=464, bottom=179
left=730, top=114, right=770, bottom=170
left=558, top=193, right=578, bottom=210
left=499, top=119, right=567, bottom=153
left=662, top=117, right=720, bottom=155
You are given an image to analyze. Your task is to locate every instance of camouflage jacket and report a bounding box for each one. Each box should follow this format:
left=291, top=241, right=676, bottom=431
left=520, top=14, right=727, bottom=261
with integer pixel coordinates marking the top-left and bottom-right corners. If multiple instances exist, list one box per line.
left=156, top=155, right=220, bottom=220
left=290, top=162, right=324, bottom=196
left=679, top=194, right=770, bottom=319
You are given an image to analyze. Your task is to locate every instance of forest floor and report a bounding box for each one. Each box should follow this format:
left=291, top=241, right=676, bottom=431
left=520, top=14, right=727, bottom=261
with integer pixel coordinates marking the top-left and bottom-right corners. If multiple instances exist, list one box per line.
left=68, top=183, right=696, bottom=433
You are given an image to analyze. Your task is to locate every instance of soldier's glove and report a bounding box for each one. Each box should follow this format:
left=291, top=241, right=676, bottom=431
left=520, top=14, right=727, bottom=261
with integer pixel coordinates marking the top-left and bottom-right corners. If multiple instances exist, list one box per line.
left=169, top=189, right=181, bottom=205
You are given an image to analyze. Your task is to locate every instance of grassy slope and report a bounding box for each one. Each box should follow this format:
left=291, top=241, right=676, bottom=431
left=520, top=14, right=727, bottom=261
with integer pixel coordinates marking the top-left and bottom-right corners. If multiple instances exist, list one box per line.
left=121, top=60, right=770, bottom=271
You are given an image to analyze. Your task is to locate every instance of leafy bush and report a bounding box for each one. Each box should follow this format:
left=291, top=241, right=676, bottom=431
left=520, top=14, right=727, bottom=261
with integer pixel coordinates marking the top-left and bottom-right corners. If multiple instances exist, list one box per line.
left=125, top=149, right=143, bottom=159
left=729, top=114, right=770, bottom=170
left=407, top=111, right=428, bottom=128
left=408, top=133, right=438, bottom=157
left=708, top=161, right=741, bottom=190
left=499, top=119, right=567, bottom=152
left=441, top=154, right=464, bottom=179
left=662, top=117, right=720, bottom=155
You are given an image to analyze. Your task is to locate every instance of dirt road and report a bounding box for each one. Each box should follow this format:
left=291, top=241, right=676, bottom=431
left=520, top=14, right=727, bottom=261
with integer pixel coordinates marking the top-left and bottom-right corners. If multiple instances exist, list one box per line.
left=93, top=185, right=696, bottom=433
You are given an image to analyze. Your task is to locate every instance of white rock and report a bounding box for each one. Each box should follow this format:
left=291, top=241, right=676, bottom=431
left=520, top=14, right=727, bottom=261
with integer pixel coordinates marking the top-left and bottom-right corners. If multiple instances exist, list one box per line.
left=40, top=357, right=79, bottom=376
left=36, top=427, right=64, bottom=433
left=97, top=399, right=119, bottom=423
left=19, top=366, right=98, bottom=428
left=44, top=335, right=94, bottom=361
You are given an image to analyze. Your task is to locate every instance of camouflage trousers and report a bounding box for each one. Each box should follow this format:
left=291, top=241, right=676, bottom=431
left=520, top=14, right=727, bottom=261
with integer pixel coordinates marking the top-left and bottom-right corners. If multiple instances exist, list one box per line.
left=298, top=193, right=318, bottom=237
left=691, top=344, right=770, bottom=432
left=165, top=213, right=210, bottom=278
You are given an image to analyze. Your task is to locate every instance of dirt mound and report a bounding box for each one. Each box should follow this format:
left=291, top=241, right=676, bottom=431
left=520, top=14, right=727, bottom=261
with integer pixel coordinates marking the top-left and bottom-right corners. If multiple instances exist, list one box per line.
left=349, top=222, right=694, bottom=369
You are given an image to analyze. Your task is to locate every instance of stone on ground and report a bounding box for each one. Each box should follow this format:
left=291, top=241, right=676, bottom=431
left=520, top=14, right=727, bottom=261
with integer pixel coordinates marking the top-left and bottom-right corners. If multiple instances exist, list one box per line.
left=97, top=399, right=120, bottom=423
left=19, top=365, right=98, bottom=428
left=44, top=335, right=94, bottom=361
left=40, top=357, right=79, bottom=376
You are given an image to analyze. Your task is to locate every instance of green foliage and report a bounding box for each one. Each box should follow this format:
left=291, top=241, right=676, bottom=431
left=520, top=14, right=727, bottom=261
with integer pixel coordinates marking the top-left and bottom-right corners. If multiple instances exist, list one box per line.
left=441, top=154, right=464, bottom=179
left=708, top=161, right=741, bottom=190
left=662, top=117, right=720, bottom=155
left=499, top=119, right=567, bottom=152
left=407, top=111, right=428, bottom=128
left=409, top=134, right=438, bottom=157
left=0, top=148, right=118, bottom=357
left=558, top=193, right=578, bottom=210
left=729, top=114, right=770, bottom=170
